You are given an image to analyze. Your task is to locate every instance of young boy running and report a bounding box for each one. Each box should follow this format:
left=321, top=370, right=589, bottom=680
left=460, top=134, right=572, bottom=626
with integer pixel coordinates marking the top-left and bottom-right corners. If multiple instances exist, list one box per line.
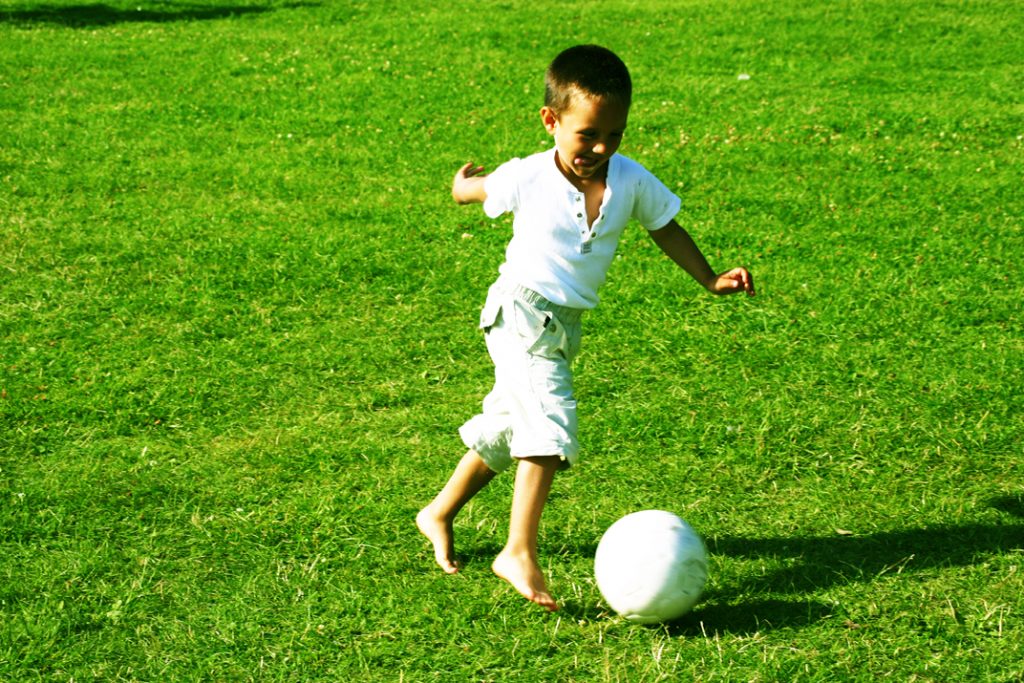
left=417, top=44, right=755, bottom=612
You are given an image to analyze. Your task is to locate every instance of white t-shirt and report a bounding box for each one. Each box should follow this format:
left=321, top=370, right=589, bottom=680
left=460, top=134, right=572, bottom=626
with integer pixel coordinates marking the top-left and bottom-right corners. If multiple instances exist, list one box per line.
left=483, top=148, right=681, bottom=309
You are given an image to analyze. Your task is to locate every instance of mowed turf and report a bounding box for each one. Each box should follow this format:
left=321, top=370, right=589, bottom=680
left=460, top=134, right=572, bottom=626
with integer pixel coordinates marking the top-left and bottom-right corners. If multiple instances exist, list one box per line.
left=1, top=0, right=1022, bottom=680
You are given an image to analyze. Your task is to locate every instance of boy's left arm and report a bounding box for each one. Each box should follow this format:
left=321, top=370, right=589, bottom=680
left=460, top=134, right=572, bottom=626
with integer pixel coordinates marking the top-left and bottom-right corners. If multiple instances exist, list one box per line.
left=649, top=219, right=755, bottom=296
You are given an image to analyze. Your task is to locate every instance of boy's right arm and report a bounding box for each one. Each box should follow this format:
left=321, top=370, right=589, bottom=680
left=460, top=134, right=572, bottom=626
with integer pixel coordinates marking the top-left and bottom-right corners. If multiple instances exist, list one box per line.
left=452, top=162, right=488, bottom=205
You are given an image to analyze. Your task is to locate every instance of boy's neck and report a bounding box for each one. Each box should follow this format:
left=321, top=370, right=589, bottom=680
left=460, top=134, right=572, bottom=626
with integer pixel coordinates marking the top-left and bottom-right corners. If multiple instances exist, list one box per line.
left=555, top=157, right=608, bottom=192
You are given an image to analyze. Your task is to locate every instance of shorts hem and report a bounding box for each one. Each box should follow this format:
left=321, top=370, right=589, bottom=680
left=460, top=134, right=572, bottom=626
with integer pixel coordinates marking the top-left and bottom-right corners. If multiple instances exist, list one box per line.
left=459, top=428, right=513, bottom=474
left=512, top=449, right=578, bottom=469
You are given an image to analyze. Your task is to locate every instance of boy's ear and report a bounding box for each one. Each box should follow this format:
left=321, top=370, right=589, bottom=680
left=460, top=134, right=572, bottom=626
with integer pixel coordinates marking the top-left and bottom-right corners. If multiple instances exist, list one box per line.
left=539, top=106, right=559, bottom=134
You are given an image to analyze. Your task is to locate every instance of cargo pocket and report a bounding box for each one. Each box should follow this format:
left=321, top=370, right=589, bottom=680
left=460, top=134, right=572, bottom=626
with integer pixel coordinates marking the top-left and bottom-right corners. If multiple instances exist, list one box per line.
left=512, top=299, right=569, bottom=360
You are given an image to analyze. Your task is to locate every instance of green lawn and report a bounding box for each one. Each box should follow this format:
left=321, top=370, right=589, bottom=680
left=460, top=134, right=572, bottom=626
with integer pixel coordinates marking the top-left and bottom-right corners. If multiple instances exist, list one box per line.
left=2, top=0, right=1022, bottom=680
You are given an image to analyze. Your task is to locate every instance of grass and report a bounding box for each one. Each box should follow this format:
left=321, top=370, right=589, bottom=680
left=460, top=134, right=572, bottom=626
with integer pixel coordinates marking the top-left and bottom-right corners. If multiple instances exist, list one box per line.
left=2, top=0, right=1022, bottom=680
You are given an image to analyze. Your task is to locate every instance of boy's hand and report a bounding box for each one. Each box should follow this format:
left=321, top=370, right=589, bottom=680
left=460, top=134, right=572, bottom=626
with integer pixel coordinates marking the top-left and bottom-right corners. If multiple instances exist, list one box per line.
left=709, top=267, right=756, bottom=297
left=649, top=221, right=755, bottom=297
left=452, top=162, right=488, bottom=204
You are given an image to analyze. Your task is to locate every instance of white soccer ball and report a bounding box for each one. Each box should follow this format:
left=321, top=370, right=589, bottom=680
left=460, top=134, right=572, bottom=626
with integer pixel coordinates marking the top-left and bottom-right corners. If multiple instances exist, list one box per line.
left=594, top=510, right=708, bottom=623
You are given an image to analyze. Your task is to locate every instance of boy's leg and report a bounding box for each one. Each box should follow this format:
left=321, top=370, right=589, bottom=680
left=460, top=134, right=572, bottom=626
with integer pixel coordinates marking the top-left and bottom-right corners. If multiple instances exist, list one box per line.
left=417, top=449, right=497, bottom=573
left=492, top=455, right=561, bottom=611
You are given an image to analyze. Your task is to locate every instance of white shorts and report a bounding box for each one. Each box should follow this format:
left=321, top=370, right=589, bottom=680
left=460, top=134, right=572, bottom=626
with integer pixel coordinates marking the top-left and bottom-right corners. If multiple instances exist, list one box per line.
left=459, top=281, right=584, bottom=473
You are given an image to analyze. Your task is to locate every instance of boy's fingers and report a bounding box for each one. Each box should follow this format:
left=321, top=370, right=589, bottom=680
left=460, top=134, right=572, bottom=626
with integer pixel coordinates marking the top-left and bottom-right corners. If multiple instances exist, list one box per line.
left=740, top=268, right=755, bottom=295
left=728, top=268, right=753, bottom=294
left=458, top=162, right=485, bottom=177
left=719, top=268, right=755, bottom=296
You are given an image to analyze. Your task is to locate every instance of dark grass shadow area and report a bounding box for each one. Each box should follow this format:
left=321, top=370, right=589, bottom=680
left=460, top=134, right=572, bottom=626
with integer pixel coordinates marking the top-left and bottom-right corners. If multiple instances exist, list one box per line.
left=0, top=2, right=315, bottom=27
left=557, top=593, right=836, bottom=634
left=990, top=493, right=1024, bottom=518
left=563, top=496, right=1023, bottom=632
left=452, top=542, right=504, bottom=570
left=710, top=518, right=1024, bottom=596
left=667, top=598, right=837, bottom=636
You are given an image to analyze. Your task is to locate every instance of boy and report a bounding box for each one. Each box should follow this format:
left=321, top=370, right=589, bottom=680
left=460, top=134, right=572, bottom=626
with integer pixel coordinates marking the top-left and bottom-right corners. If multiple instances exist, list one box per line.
left=417, top=45, right=755, bottom=612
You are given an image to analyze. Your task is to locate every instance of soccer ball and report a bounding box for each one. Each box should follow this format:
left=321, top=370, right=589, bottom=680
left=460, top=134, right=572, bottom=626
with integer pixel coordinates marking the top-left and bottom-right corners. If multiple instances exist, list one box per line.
left=594, top=510, right=708, bottom=623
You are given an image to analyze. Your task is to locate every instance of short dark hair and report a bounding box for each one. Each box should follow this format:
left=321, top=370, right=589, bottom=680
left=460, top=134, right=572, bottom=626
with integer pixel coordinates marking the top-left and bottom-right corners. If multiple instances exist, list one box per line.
left=544, top=45, right=632, bottom=113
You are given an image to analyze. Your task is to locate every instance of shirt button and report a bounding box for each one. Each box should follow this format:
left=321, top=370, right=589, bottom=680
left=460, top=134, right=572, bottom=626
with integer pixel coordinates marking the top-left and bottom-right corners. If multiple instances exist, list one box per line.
left=577, top=213, right=583, bottom=219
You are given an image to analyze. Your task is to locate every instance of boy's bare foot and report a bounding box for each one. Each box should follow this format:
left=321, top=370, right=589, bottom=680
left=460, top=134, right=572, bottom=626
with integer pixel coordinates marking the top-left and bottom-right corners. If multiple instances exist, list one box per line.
left=492, top=549, right=559, bottom=612
left=416, top=506, right=459, bottom=574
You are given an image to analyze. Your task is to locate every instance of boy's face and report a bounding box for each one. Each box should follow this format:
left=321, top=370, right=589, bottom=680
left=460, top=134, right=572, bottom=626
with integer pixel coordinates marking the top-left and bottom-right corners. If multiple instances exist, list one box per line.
left=541, top=94, right=629, bottom=184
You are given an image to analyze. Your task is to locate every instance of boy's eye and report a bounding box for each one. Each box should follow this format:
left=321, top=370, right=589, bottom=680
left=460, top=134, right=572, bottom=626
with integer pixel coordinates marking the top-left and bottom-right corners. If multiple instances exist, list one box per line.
left=578, top=131, right=624, bottom=140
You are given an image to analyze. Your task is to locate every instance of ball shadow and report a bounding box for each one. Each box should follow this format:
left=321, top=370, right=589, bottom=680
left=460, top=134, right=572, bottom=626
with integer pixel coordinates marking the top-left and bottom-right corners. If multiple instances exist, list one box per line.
left=709, top=517, right=1023, bottom=596
left=667, top=597, right=836, bottom=636
left=557, top=594, right=835, bottom=634
left=565, top=496, right=1023, bottom=632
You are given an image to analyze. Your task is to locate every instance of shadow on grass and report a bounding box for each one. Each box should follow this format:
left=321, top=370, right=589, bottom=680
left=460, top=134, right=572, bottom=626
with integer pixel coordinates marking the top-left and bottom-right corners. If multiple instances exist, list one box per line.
left=565, top=495, right=1024, bottom=633
left=710, top=519, right=1023, bottom=596
left=0, top=2, right=315, bottom=27
left=669, top=598, right=836, bottom=636
left=990, top=493, right=1024, bottom=518
left=558, top=593, right=836, bottom=635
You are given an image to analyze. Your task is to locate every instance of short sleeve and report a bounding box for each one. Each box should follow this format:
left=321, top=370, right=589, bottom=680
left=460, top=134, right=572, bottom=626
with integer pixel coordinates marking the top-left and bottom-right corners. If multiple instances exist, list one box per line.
left=633, top=168, right=681, bottom=231
left=482, top=157, right=522, bottom=219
